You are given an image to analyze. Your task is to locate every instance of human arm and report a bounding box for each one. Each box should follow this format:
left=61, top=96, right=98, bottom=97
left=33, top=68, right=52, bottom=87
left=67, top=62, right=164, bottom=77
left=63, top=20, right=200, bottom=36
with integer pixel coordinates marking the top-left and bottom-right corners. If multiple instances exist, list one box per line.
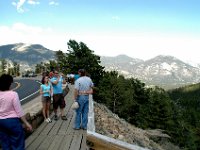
left=50, top=84, right=53, bottom=96
left=20, top=116, right=32, bottom=131
left=82, top=79, right=94, bottom=94
left=13, top=92, right=32, bottom=131
left=40, top=85, right=43, bottom=94
left=79, top=88, right=93, bottom=95
left=74, top=88, right=78, bottom=101
left=86, top=88, right=93, bottom=94
left=51, top=76, right=60, bottom=85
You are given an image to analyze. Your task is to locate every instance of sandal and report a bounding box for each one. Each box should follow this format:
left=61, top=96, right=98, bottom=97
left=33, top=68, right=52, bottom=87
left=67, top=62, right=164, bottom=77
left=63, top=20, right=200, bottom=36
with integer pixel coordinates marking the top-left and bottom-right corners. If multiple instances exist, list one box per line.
left=61, top=116, right=67, bottom=120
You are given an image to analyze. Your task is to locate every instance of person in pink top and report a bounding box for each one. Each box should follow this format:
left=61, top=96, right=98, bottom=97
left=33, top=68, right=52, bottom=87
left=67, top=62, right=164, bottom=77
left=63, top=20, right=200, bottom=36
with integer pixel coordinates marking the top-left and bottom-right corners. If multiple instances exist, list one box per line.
left=0, top=74, right=32, bottom=150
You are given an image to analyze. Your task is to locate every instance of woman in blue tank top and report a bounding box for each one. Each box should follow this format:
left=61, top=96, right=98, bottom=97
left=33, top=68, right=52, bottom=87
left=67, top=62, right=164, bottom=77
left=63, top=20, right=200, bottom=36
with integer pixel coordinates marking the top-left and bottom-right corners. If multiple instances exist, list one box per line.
left=40, top=75, right=52, bottom=123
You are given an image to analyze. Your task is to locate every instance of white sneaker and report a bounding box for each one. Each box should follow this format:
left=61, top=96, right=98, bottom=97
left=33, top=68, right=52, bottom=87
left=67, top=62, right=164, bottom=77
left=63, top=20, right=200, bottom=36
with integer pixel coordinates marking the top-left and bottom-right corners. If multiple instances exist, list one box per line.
left=47, top=118, right=52, bottom=123
left=45, top=119, right=49, bottom=123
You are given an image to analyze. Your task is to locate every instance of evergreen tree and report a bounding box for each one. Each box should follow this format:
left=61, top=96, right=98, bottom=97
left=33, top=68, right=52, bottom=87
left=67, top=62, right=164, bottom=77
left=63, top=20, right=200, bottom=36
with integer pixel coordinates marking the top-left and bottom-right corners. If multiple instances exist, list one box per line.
left=136, top=87, right=173, bottom=129
left=1, top=59, right=7, bottom=73
left=13, top=62, right=20, bottom=76
left=66, top=40, right=104, bottom=85
left=55, top=50, right=68, bottom=73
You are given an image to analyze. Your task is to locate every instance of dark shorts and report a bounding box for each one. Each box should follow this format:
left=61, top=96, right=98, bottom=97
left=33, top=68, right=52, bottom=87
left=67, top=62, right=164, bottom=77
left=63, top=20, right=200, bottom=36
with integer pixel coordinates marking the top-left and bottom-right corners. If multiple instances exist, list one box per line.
left=53, top=94, right=66, bottom=109
left=42, top=96, right=51, bottom=102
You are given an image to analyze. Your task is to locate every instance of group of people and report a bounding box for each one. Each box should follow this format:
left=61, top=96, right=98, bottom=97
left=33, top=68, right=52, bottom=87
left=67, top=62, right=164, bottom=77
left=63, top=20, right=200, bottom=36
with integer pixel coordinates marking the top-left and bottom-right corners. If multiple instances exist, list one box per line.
left=40, top=70, right=67, bottom=123
left=40, top=69, right=93, bottom=129
left=0, top=68, right=93, bottom=149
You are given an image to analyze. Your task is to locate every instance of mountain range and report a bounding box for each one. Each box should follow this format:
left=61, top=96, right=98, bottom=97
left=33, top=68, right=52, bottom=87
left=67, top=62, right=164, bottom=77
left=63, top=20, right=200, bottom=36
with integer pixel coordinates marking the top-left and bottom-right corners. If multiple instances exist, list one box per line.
left=101, top=55, right=200, bottom=89
left=1, top=43, right=200, bottom=89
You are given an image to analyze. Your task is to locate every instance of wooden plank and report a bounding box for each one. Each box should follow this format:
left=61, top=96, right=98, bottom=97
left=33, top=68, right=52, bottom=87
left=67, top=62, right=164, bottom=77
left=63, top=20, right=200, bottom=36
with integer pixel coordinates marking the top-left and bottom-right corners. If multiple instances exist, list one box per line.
left=48, top=135, right=65, bottom=150
left=69, top=134, right=83, bottom=150
left=25, top=135, right=38, bottom=149
left=58, top=134, right=74, bottom=150
left=31, top=121, right=48, bottom=136
left=65, top=97, right=74, bottom=112
left=58, top=110, right=74, bottom=135
left=66, top=112, right=76, bottom=135
left=87, top=135, right=124, bottom=150
left=26, top=135, right=46, bottom=150
left=48, top=119, right=63, bottom=135
left=30, top=106, right=55, bottom=136
left=86, top=131, right=146, bottom=150
left=57, top=117, right=71, bottom=135
left=40, top=121, right=56, bottom=135
left=37, top=135, right=55, bottom=150
left=80, top=131, right=87, bottom=150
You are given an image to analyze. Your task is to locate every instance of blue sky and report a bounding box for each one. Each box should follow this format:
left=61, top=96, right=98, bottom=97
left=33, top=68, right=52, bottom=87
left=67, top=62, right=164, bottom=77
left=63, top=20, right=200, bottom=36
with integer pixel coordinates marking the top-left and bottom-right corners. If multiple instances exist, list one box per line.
left=1, top=0, right=200, bottom=64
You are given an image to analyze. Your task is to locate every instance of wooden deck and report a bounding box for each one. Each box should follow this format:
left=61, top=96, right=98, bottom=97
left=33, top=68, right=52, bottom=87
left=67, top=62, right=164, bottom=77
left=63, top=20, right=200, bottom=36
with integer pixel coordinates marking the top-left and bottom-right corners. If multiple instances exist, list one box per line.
left=25, top=85, right=88, bottom=150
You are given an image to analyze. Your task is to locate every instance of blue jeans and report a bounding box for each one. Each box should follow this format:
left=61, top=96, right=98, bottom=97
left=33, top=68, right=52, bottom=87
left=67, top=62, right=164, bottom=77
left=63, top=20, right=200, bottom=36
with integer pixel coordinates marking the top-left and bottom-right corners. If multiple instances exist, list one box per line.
left=0, top=118, right=25, bottom=150
left=74, top=95, right=89, bottom=129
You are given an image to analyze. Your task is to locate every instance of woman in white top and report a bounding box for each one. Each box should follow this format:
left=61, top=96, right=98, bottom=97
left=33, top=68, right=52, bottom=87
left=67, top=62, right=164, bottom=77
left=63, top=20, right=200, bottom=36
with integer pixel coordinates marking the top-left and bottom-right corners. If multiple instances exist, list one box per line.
left=40, top=75, right=52, bottom=123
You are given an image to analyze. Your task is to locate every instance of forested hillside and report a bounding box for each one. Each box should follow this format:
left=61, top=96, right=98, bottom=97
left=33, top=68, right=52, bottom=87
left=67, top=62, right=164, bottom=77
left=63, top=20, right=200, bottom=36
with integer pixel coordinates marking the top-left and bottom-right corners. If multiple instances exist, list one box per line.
left=93, top=71, right=200, bottom=150
left=168, top=84, right=200, bottom=149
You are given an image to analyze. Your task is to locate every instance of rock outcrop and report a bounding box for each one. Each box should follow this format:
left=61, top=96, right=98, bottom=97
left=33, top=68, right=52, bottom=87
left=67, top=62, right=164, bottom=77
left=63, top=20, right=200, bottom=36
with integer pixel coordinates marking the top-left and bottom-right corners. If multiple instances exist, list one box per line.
left=94, top=102, right=180, bottom=150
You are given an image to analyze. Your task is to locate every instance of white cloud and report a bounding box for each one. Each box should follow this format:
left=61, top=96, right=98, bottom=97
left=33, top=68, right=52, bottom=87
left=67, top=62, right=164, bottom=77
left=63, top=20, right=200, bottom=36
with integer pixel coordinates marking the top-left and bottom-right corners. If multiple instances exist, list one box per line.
left=0, top=23, right=67, bottom=51
left=68, top=32, right=200, bottom=64
left=27, top=0, right=40, bottom=5
left=12, top=0, right=40, bottom=13
left=112, top=16, right=120, bottom=21
left=12, top=2, right=17, bottom=6
left=15, top=0, right=26, bottom=13
left=49, top=1, right=59, bottom=6
left=1, top=23, right=200, bottom=64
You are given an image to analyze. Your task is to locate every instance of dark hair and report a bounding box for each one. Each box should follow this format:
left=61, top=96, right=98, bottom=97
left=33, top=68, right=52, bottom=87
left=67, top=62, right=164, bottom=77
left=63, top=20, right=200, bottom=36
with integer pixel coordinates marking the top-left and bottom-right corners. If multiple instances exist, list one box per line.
left=53, top=70, right=58, bottom=73
left=78, top=69, right=86, bottom=76
left=41, top=75, right=48, bottom=84
left=0, top=74, right=13, bottom=91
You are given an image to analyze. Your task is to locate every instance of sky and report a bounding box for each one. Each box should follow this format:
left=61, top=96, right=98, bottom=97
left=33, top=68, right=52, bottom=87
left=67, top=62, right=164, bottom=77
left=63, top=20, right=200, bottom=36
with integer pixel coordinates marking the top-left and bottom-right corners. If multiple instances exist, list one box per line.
left=1, top=0, right=200, bottom=64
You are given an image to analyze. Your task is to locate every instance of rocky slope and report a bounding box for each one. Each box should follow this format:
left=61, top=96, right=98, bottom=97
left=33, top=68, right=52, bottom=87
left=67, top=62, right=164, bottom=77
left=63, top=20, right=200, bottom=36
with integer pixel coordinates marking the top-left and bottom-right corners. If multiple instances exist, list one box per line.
left=94, top=102, right=180, bottom=150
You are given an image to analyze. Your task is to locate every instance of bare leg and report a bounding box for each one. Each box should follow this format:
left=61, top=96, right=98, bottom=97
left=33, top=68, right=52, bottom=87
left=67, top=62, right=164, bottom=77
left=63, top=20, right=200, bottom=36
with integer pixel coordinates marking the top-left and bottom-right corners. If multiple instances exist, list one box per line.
left=46, top=101, right=51, bottom=118
left=61, top=108, right=64, bottom=116
left=42, top=101, right=47, bottom=119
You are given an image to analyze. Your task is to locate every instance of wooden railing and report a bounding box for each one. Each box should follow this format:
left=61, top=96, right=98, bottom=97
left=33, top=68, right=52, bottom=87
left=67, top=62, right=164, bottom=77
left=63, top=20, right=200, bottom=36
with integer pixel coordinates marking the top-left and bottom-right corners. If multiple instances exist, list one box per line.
left=87, top=95, right=149, bottom=150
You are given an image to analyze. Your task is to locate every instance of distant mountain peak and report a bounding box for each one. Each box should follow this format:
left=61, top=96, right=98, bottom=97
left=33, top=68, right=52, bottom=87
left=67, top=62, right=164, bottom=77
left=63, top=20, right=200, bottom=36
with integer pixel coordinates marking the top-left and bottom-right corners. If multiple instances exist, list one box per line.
left=115, top=54, right=132, bottom=58
left=149, top=55, right=178, bottom=61
left=0, top=43, right=55, bottom=66
left=11, top=43, right=31, bottom=52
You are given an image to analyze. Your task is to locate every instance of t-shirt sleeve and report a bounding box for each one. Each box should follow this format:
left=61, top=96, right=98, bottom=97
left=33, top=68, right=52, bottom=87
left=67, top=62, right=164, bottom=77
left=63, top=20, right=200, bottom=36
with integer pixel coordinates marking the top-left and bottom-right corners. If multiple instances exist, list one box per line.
left=13, top=92, right=24, bottom=118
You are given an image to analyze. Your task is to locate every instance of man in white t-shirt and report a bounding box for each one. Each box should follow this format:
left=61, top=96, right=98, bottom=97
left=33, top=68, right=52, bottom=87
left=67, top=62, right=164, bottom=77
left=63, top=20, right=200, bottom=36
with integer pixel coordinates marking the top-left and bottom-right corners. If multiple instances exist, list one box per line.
left=73, top=69, right=93, bottom=130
